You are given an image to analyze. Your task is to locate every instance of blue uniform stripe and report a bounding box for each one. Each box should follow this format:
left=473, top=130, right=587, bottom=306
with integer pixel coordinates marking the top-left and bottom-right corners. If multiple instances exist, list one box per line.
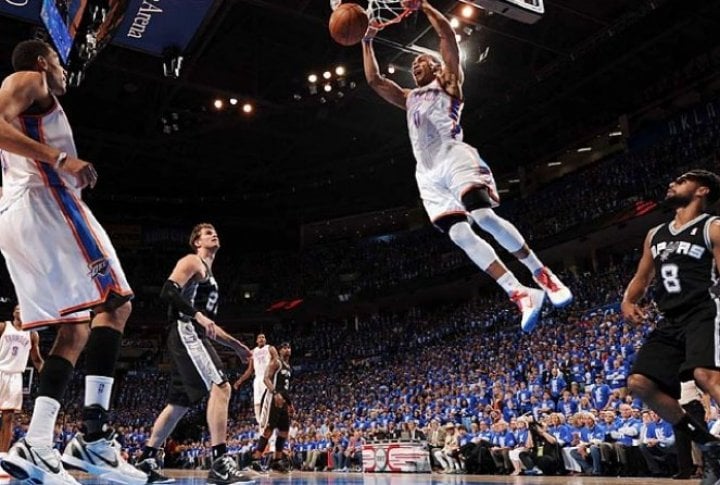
left=21, top=116, right=116, bottom=292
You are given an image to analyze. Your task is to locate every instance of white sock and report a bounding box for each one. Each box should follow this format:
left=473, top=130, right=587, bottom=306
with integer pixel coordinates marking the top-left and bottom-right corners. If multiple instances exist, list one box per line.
left=496, top=271, right=523, bottom=296
left=520, top=251, right=544, bottom=275
left=85, top=375, right=114, bottom=410
left=25, top=396, right=60, bottom=447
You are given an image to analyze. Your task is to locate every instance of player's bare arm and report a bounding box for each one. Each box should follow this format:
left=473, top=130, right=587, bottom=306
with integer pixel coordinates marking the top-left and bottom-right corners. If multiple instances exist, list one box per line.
left=0, top=72, right=97, bottom=188
left=708, top=219, right=720, bottom=278
left=264, top=356, right=286, bottom=407
left=621, top=231, right=655, bottom=324
left=233, top=357, right=254, bottom=389
left=362, top=28, right=410, bottom=109
left=161, top=255, right=218, bottom=338
left=29, top=331, right=43, bottom=372
left=210, top=326, right=251, bottom=360
left=419, top=0, right=464, bottom=95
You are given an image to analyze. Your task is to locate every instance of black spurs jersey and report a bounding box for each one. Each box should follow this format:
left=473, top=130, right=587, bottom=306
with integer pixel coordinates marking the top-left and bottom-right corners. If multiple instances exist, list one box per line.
left=168, top=257, right=219, bottom=323
left=650, top=213, right=718, bottom=315
left=272, top=359, right=292, bottom=399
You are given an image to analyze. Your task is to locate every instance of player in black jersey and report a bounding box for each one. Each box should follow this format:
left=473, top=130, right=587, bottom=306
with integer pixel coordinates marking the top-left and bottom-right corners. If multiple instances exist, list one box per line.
left=253, top=342, right=293, bottom=472
left=136, top=223, right=254, bottom=484
left=623, top=170, right=720, bottom=484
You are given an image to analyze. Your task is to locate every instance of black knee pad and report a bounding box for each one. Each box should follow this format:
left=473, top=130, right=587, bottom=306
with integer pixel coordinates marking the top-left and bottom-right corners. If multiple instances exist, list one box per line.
left=433, top=213, right=468, bottom=233
left=461, top=186, right=494, bottom=211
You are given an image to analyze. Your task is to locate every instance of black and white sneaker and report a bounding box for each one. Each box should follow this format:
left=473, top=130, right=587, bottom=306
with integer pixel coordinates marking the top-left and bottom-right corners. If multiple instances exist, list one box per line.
left=208, top=454, right=255, bottom=484
left=0, top=437, right=80, bottom=485
left=62, top=431, right=147, bottom=485
left=136, top=457, right=175, bottom=483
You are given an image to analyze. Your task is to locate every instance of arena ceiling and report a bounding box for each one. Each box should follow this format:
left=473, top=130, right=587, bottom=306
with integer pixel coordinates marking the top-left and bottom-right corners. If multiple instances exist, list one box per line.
left=1, top=0, right=719, bottom=246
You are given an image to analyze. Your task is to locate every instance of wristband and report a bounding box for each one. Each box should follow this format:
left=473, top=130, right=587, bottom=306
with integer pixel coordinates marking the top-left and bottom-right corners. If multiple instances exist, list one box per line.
left=55, top=151, right=68, bottom=169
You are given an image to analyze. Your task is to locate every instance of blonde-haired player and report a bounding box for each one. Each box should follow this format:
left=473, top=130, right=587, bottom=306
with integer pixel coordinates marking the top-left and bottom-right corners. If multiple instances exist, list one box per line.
left=362, top=0, right=572, bottom=332
left=0, top=306, right=43, bottom=453
left=234, top=334, right=277, bottom=424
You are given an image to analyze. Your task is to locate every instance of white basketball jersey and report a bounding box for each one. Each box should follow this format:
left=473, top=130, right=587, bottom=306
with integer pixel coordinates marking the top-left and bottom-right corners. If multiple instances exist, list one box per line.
left=0, top=323, right=32, bottom=373
left=406, top=79, right=464, bottom=171
left=0, top=98, right=80, bottom=211
left=253, top=345, right=272, bottom=381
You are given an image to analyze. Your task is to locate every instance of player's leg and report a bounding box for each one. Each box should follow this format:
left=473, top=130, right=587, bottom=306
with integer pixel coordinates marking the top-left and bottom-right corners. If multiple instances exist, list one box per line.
left=0, top=410, right=13, bottom=453
left=1, top=323, right=87, bottom=485
left=420, top=184, right=545, bottom=332
left=446, top=145, right=572, bottom=307
left=62, top=300, right=147, bottom=484
left=0, top=371, right=22, bottom=453
left=253, top=379, right=265, bottom=425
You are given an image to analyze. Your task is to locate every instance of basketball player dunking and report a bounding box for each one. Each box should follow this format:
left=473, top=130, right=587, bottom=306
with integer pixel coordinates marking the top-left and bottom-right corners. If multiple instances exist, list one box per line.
left=0, top=306, right=43, bottom=454
left=362, top=0, right=572, bottom=332
left=136, top=223, right=254, bottom=485
left=0, top=40, right=146, bottom=484
left=233, top=334, right=277, bottom=425
left=623, top=170, right=720, bottom=483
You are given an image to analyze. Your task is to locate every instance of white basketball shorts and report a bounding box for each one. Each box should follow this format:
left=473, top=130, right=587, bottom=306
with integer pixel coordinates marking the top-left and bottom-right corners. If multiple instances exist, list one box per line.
left=254, top=377, right=267, bottom=406
left=0, top=186, right=133, bottom=330
left=0, top=371, right=22, bottom=411
left=415, top=141, right=500, bottom=223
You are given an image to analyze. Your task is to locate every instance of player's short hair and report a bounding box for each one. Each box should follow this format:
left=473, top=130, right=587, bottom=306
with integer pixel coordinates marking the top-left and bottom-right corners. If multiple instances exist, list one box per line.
left=188, top=223, right=215, bottom=251
left=684, top=169, right=720, bottom=205
left=278, top=342, right=291, bottom=350
left=12, top=40, right=53, bottom=72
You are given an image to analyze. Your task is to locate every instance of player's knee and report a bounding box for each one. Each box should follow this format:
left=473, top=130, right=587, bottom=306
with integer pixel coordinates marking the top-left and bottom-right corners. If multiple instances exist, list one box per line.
left=446, top=220, right=475, bottom=249
left=627, top=373, right=653, bottom=398
left=213, top=381, right=231, bottom=400
left=434, top=213, right=468, bottom=234
left=55, top=324, right=91, bottom=357
left=692, top=368, right=719, bottom=391
left=111, top=301, right=132, bottom=327
left=461, top=186, right=494, bottom=212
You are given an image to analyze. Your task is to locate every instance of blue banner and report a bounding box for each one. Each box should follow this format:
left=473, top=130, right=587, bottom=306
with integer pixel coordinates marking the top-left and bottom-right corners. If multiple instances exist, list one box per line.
left=0, top=0, right=216, bottom=56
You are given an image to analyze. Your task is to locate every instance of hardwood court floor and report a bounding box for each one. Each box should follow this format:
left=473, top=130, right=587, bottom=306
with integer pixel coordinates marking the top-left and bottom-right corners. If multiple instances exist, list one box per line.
left=7, top=470, right=687, bottom=484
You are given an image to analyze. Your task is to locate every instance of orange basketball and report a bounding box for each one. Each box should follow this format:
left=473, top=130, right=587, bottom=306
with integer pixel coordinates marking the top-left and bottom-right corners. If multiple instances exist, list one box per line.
left=329, top=3, right=369, bottom=46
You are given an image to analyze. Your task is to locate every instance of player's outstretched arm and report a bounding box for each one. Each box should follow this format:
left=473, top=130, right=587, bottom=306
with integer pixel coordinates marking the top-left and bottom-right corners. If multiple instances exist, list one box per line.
left=419, top=0, right=463, bottom=85
left=212, top=326, right=251, bottom=360
left=362, top=28, right=409, bottom=109
left=234, top=358, right=254, bottom=389
left=621, top=231, right=655, bottom=324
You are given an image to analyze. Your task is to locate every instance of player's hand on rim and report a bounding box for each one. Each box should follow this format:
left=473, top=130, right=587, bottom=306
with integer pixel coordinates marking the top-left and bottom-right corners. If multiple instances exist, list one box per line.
left=58, top=155, right=98, bottom=189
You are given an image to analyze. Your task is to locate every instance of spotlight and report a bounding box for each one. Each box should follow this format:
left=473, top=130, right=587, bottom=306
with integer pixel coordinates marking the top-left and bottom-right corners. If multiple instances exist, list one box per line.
left=450, top=17, right=460, bottom=28
left=213, top=99, right=223, bottom=109
left=229, top=98, right=238, bottom=106
left=335, top=65, right=346, bottom=76
left=455, top=34, right=462, bottom=43
left=308, top=74, right=318, bottom=83
left=388, top=64, right=396, bottom=74
left=324, top=84, right=332, bottom=92
left=323, top=71, right=332, bottom=80
left=162, top=46, right=183, bottom=79
left=461, top=5, right=474, bottom=18
left=293, top=94, right=302, bottom=101
left=349, top=81, right=357, bottom=89
left=242, top=103, right=254, bottom=113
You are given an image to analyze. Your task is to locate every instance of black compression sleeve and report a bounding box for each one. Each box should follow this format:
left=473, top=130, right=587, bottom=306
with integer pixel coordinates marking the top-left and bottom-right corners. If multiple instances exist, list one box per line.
left=160, top=280, right=198, bottom=317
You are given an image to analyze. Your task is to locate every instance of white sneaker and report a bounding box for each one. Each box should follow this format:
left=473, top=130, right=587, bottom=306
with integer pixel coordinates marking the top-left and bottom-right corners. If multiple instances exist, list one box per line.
left=0, top=438, right=80, bottom=485
left=511, top=287, right=546, bottom=333
left=62, top=431, right=148, bottom=485
left=533, top=267, right=573, bottom=308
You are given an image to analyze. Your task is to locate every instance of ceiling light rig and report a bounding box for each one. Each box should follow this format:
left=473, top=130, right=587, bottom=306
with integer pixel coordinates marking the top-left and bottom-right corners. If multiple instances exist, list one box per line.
left=298, top=65, right=357, bottom=105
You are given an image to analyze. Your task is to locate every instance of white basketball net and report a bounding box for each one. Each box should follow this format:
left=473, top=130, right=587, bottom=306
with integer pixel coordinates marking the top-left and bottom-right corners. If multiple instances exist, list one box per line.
left=330, top=0, right=414, bottom=30
left=367, top=0, right=414, bottom=29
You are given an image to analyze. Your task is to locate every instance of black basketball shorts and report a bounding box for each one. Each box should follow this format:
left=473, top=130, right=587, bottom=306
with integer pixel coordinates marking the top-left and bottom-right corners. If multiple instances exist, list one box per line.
left=166, top=319, right=228, bottom=407
left=631, top=299, right=720, bottom=398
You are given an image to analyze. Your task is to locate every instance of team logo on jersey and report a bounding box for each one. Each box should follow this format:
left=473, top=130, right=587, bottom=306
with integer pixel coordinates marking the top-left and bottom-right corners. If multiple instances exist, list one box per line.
left=658, top=241, right=680, bottom=261
left=87, top=258, right=110, bottom=279
left=652, top=240, right=706, bottom=261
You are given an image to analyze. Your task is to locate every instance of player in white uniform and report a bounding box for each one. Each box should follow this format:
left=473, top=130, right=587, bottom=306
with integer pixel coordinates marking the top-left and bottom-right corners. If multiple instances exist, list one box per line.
left=362, top=0, right=572, bottom=332
left=0, top=40, right=146, bottom=484
left=234, top=334, right=276, bottom=424
left=0, top=306, right=43, bottom=454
